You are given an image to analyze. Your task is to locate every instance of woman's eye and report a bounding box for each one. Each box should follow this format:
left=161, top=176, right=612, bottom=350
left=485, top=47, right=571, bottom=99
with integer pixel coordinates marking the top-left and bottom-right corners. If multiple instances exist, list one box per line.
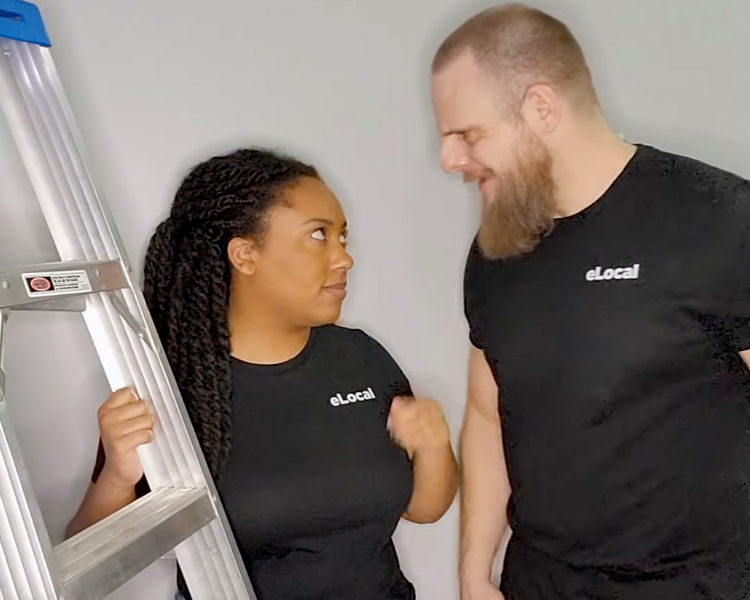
left=311, top=229, right=326, bottom=241
left=340, top=233, right=348, bottom=244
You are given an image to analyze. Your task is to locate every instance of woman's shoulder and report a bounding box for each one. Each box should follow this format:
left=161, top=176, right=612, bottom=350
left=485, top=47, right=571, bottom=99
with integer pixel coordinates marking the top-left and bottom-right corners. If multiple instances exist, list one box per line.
left=314, top=324, right=396, bottom=362
left=314, top=325, right=411, bottom=393
left=315, top=322, right=379, bottom=345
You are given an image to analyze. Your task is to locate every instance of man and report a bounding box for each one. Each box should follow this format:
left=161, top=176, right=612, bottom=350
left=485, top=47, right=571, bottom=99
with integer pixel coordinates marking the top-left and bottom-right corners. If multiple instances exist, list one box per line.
left=430, top=4, right=750, bottom=600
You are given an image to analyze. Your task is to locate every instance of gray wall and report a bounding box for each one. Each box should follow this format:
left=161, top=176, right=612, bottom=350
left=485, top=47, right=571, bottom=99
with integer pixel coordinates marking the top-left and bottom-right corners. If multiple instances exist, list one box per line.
left=1, top=1, right=748, bottom=598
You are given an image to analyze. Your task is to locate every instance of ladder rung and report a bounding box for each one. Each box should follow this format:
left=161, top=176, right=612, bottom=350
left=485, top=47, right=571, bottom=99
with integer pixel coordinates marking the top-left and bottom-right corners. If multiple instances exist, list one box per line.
left=54, top=486, right=216, bottom=600
left=12, top=296, right=86, bottom=312
left=0, top=260, right=127, bottom=309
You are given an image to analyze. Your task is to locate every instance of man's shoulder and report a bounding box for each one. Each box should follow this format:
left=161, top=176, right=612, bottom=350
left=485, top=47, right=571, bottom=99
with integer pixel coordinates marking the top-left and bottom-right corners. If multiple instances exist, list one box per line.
left=642, top=144, right=749, bottom=207
left=463, top=236, right=489, bottom=292
left=463, top=235, right=521, bottom=283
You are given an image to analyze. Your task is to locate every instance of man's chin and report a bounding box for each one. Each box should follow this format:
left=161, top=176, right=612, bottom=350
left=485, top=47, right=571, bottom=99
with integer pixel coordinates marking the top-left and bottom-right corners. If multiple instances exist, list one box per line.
left=478, top=188, right=497, bottom=210
left=477, top=176, right=494, bottom=196
left=477, top=227, right=543, bottom=261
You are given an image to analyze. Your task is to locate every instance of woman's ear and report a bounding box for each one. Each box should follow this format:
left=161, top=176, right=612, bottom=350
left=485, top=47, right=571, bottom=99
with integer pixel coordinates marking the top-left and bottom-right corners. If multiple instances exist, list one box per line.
left=227, top=236, right=258, bottom=276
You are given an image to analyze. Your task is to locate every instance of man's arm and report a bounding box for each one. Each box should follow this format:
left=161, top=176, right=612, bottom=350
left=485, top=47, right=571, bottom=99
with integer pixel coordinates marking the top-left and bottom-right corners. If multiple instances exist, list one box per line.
left=460, top=346, right=511, bottom=599
left=740, top=349, right=750, bottom=370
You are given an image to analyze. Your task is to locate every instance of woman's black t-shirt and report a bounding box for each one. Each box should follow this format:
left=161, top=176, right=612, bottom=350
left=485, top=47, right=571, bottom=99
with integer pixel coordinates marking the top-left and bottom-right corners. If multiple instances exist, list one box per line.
left=92, top=325, right=415, bottom=600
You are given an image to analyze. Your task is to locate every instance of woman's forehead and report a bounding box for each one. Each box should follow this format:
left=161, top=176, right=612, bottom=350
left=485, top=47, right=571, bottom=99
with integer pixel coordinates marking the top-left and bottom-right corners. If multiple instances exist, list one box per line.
left=273, top=178, right=347, bottom=225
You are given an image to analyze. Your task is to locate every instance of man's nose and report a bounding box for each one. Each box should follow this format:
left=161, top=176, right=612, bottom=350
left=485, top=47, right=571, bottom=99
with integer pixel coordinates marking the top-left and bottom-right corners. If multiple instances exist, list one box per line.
left=440, top=137, right=467, bottom=174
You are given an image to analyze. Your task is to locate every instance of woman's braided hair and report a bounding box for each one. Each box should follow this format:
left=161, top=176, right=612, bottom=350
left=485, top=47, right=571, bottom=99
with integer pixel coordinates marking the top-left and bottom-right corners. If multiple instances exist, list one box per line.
left=143, top=147, right=319, bottom=479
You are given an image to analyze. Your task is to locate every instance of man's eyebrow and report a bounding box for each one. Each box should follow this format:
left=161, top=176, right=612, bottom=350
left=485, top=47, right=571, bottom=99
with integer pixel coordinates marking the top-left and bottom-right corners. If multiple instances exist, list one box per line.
left=441, top=125, right=481, bottom=137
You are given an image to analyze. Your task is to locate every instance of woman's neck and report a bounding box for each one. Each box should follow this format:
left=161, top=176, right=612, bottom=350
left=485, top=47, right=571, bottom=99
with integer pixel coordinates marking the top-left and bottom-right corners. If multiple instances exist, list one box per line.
left=228, top=299, right=311, bottom=365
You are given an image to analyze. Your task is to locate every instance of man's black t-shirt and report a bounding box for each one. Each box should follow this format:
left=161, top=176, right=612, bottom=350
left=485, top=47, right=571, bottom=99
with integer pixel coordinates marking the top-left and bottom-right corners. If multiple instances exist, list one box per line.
left=464, top=145, right=750, bottom=581
left=93, top=325, right=415, bottom=600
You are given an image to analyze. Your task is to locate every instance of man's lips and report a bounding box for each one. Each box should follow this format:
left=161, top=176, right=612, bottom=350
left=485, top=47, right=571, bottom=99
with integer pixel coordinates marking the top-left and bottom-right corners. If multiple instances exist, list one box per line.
left=464, top=172, right=492, bottom=189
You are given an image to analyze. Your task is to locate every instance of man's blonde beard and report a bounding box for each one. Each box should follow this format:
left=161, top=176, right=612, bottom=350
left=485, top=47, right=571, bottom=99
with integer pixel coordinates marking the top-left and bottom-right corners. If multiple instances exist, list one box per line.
left=477, top=132, right=557, bottom=260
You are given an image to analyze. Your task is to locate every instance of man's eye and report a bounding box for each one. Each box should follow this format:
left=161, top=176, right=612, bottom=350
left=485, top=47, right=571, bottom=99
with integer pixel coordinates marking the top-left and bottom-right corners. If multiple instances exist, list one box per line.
left=311, top=229, right=326, bottom=241
left=340, top=233, right=348, bottom=244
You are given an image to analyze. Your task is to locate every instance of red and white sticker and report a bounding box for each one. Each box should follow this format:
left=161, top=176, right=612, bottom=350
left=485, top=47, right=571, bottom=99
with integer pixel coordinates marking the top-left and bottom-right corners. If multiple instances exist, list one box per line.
left=28, top=277, right=52, bottom=292
left=22, top=270, right=92, bottom=297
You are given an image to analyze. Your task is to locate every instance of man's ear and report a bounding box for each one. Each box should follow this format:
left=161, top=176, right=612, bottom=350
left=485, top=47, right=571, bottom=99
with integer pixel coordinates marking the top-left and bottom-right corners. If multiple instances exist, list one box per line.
left=521, top=83, right=562, bottom=135
left=227, top=236, right=258, bottom=276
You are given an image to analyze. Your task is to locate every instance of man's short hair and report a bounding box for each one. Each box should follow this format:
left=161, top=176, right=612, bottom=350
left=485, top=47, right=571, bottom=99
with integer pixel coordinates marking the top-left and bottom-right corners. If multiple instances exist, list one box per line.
left=433, top=3, right=598, bottom=114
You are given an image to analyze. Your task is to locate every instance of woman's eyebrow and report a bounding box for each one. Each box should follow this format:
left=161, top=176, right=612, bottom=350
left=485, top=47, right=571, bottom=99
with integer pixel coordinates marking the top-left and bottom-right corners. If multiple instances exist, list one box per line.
left=301, top=218, right=347, bottom=228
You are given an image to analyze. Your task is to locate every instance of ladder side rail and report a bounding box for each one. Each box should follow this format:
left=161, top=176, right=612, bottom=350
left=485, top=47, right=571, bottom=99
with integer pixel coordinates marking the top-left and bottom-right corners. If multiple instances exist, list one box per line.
left=35, top=41, right=132, bottom=264
left=86, top=290, right=254, bottom=598
left=81, top=288, right=230, bottom=600
left=0, top=520, right=24, bottom=600
left=0, top=38, right=82, bottom=261
left=86, top=292, right=187, bottom=485
left=3, top=39, right=96, bottom=261
left=0, top=412, right=59, bottom=599
left=21, top=55, right=257, bottom=597
left=22, top=38, right=257, bottom=600
left=15, top=42, right=119, bottom=261
left=124, top=287, right=257, bottom=599
left=1, top=36, right=200, bottom=495
left=0, top=6, right=257, bottom=597
left=0, top=310, right=61, bottom=599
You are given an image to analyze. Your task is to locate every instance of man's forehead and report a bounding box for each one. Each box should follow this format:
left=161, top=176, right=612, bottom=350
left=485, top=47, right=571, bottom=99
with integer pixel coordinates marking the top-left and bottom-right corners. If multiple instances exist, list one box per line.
left=433, top=53, right=481, bottom=91
left=433, top=72, right=498, bottom=134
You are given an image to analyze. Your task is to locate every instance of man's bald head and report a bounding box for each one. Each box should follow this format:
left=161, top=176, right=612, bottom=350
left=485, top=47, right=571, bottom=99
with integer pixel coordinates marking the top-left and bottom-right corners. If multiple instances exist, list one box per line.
left=432, top=3, right=598, bottom=116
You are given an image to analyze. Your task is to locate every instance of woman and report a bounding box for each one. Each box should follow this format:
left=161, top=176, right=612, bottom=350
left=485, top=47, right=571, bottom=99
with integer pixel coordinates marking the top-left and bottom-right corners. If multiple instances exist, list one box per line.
left=66, top=147, right=458, bottom=600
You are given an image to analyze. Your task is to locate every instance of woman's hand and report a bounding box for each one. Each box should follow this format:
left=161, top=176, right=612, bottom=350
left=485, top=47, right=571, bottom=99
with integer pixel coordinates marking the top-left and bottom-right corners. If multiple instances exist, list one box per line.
left=98, top=388, right=155, bottom=488
left=388, top=395, right=458, bottom=523
left=65, top=388, right=152, bottom=539
left=387, top=396, right=451, bottom=458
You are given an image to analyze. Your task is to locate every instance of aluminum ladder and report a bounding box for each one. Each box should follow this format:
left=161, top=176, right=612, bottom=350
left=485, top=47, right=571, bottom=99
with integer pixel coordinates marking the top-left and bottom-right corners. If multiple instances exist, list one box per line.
left=0, top=1, right=255, bottom=598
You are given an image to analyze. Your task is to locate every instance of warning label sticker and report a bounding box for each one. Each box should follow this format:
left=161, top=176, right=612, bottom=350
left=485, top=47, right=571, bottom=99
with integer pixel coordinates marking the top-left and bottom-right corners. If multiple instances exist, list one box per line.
left=22, top=270, right=93, bottom=298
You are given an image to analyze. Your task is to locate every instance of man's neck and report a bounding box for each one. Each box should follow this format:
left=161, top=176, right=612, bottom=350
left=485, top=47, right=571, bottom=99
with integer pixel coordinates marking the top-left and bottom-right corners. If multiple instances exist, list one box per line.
left=551, top=125, right=637, bottom=218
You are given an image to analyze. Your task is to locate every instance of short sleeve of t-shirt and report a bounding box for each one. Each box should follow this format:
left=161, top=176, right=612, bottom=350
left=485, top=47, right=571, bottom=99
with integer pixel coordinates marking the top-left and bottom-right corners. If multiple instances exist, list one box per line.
left=353, top=329, right=414, bottom=401
left=91, top=438, right=150, bottom=498
left=710, top=184, right=750, bottom=351
left=463, top=238, right=488, bottom=350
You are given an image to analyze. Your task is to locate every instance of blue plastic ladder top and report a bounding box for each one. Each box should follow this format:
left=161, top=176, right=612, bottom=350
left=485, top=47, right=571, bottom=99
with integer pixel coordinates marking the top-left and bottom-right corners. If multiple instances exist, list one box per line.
left=0, top=0, right=50, bottom=47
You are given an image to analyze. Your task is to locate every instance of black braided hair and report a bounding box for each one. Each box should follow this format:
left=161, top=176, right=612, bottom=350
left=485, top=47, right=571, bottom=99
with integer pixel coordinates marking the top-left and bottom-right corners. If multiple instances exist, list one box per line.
left=142, top=147, right=319, bottom=479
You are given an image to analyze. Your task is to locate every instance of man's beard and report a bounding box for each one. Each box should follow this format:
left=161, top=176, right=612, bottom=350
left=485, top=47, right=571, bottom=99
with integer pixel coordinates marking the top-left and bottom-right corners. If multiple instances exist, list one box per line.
left=476, top=132, right=557, bottom=260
